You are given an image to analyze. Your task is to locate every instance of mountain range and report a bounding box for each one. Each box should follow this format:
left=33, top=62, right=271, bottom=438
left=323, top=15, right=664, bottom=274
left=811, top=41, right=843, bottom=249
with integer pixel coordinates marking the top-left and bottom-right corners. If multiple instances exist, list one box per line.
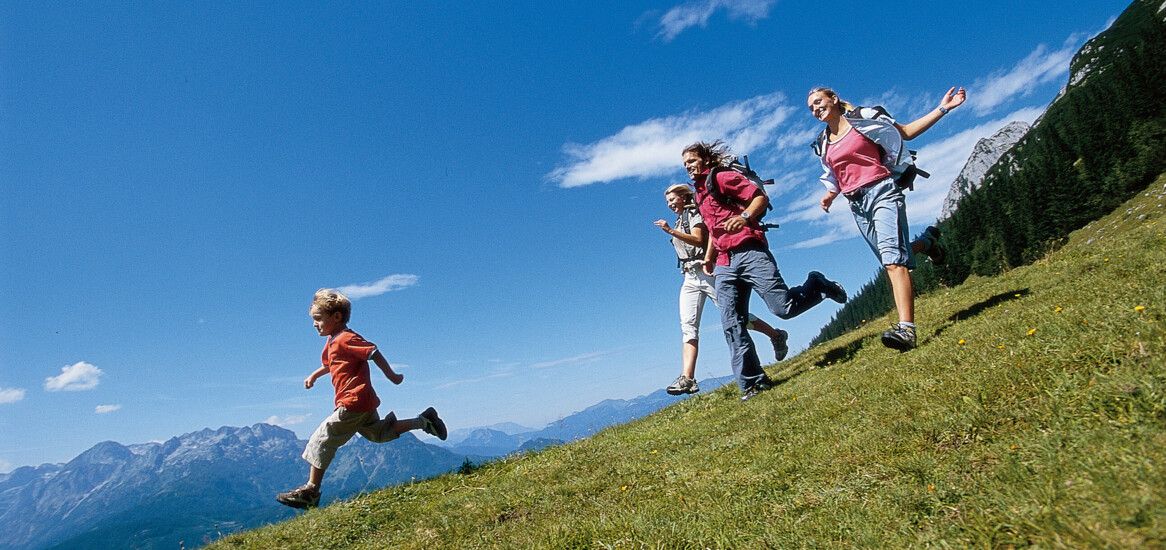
left=939, top=120, right=1031, bottom=220
left=0, top=376, right=727, bottom=550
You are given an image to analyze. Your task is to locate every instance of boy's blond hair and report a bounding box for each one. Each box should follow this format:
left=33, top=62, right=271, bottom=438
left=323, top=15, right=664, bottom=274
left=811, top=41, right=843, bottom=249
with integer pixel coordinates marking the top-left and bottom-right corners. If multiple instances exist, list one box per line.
left=311, top=288, right=352, bottom=323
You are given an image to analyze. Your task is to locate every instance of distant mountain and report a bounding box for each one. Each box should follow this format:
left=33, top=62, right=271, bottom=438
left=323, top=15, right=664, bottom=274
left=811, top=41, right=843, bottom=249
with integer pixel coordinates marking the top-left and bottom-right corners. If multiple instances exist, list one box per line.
left=442, top=421, right=534, bottom=446
left=445, top=375, right=735, bottom=459
left=939, top=121, right=1031, bottom=220
left=448, top=428, right=526, bottom=457
left=514, top=438, right=565, bottom=454
left=0, top=424, right=465, bottom=550
left=523, top=375, right=734, bottom=445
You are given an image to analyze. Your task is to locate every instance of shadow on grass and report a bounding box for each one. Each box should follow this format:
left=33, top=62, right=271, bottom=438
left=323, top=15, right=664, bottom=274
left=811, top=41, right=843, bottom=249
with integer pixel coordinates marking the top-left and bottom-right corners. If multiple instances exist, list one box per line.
left=933, top=288, right=1031, bottom=338
left=813, top=338, right=866, bottom=369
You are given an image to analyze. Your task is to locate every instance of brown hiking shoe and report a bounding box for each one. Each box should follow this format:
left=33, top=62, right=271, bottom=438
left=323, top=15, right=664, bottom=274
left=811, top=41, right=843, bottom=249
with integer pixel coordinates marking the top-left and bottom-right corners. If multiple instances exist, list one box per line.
left=276, top=484, right=320, bottom=509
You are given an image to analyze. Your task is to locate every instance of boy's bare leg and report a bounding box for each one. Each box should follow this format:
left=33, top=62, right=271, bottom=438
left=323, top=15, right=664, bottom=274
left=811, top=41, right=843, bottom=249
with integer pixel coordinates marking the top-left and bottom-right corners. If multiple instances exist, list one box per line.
left=308, top=466, right=324, bottom=488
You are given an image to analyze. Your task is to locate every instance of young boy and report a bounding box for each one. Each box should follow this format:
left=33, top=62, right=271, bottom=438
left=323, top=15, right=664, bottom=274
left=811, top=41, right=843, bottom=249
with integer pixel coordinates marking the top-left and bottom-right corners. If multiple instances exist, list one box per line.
left=276, top=288, right=447, bottom=509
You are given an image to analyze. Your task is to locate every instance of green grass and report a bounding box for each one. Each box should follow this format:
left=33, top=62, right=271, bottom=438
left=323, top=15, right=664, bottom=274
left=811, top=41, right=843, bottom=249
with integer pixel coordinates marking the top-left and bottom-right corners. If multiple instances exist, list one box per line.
left=213, top=176, right=1166, bottom=549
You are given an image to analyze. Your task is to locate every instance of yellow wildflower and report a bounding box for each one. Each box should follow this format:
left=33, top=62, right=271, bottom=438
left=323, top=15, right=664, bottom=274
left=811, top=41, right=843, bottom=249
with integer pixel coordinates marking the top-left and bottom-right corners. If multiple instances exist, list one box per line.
left=958, top=339, right=966, bottom=346
left=1026, top=328, right=1037, bottom=336
left=1055, top=306, right=1063, bottom=313
left=1135, top=305, right=1146, bottom=313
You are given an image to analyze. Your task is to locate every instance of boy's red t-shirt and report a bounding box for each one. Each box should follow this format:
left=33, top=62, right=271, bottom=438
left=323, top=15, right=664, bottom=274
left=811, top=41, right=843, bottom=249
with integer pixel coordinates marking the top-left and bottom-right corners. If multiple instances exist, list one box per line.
left=322, top=329, right=380, bottom=412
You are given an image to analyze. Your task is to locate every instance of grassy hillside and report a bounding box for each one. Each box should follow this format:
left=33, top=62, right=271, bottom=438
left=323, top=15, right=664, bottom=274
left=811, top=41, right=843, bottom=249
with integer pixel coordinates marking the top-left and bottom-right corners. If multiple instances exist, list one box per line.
left=213, top=176, right=1166, bottom=548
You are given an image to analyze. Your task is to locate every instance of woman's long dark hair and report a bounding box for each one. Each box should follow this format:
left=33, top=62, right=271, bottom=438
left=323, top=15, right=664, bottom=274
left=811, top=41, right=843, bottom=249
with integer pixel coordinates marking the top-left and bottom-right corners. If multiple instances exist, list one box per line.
left=682, top=140, right=734, bottom=168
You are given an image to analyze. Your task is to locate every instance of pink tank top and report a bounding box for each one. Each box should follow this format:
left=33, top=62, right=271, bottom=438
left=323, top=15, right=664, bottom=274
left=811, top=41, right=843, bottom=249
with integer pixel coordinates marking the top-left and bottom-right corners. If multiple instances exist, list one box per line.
left=825, top=127, right=892, bottom=194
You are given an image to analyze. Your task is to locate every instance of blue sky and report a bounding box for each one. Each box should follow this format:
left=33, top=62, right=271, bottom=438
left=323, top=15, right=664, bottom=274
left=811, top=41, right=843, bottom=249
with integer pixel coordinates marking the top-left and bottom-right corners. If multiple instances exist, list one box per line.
left=0, top=0, right=1127, bottom=471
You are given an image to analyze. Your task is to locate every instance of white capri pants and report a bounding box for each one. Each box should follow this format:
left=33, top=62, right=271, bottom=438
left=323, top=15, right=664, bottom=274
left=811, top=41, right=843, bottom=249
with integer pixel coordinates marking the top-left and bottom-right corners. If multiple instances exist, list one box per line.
left=678, top=268, right=756, bottom=342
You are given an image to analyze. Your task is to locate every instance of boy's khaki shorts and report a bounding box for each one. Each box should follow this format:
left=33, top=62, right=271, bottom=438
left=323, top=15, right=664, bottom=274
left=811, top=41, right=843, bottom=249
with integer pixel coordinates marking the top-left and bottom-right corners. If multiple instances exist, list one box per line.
left=302, top=406, right=397, bottom=470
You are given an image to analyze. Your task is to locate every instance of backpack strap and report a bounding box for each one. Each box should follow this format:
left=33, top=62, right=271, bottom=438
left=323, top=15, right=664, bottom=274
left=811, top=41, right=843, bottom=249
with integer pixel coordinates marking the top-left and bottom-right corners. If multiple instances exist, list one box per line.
left=703, top=166, right=733, bottom=208
left=702, top=166, right=779, bottom=232
left=674, top=206, right=705, bottom=269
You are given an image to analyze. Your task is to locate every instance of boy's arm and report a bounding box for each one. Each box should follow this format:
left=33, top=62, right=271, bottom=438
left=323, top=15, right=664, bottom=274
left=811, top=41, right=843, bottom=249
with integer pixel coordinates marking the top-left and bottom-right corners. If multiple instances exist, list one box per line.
left=371, top=350, right=404, bottom=385
left=304, top=366, right=328, bottom=390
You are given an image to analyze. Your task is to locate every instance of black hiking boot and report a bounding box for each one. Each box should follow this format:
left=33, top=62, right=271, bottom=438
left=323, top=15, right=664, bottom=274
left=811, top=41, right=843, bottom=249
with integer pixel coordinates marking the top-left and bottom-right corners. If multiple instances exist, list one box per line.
left=920, top=226, right=946, bottom=265
left=809, top=271, right=847, bottom=303
left=420, top=407, right=448, bottom=440
left=740, top=376, right=777, bottom=402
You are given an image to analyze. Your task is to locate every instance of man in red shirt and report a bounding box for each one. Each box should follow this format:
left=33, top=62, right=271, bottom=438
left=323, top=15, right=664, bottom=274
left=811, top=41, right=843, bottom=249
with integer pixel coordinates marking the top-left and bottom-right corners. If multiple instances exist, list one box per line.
left=276, top=288, right=448, bottom=509
left=682, top=141, right=848, bottom=401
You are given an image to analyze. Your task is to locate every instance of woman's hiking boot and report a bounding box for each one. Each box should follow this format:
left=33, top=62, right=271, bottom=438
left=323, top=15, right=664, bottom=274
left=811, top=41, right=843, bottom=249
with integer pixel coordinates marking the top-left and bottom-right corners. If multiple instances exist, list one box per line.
left=881, top=323, right=917, bottom=352
left=666, top=375, right=699, bottom=395
left=276, top=483, right=321, bottom=509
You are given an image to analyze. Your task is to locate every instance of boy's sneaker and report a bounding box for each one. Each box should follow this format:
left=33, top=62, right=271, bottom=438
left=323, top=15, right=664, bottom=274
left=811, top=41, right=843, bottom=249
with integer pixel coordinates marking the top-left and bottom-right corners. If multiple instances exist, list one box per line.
left=920, top=226, right=946, bottom=265
left=881, top=323, right=917, bottom=352
left=276, top=484, right=320, bottom=509
left=809, top=271, right=847, bottom=303
left=666, top=375, right=699, bottom=395
left=770, top=330, right=789, bottom=362
left=420, top=407, right=448, bottom=440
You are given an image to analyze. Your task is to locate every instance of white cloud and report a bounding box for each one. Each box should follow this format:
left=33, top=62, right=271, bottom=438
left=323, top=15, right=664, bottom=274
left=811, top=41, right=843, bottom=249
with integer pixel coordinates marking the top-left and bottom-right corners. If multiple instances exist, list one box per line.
left=44, top=362, right=103, bottom=392
left=968, top=34, right=1087, bottom=115
left=530, top=350, right=613, bottom=369
left=264, top=414, right=312, bottom=427
left=337, top=274, right=419, bottom=299
left=0, top=387, right=26, bottom=404
left=548, top=93, right=793, bottom=188
left=435, top=371, right=516, bottom=390
left=95, top=404, right=121, bottom=414
left=656, top=0, right=776, bottom=42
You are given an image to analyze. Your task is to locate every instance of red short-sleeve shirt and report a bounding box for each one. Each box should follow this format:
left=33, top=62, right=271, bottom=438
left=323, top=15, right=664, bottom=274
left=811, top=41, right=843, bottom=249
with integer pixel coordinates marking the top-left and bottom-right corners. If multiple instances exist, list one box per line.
left=322, top=329, right=380, bottom=412
left=695, top=169, right=768, bottom=265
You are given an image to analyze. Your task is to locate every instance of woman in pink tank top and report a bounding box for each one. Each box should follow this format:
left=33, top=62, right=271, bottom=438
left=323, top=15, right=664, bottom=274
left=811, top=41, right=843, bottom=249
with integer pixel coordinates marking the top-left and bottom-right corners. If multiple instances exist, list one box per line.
left=807, top=86, right=965, bottom=351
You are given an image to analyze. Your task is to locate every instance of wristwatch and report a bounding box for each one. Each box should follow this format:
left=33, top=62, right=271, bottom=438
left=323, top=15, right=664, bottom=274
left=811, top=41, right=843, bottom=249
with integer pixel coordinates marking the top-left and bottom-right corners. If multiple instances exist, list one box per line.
left=740, top=211, right=752, bottom=220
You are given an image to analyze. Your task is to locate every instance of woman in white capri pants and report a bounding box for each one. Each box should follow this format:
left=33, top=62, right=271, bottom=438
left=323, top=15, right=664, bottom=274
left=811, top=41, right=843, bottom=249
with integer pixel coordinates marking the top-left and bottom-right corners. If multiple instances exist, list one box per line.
left=654, top=183, right=789, bottom=395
